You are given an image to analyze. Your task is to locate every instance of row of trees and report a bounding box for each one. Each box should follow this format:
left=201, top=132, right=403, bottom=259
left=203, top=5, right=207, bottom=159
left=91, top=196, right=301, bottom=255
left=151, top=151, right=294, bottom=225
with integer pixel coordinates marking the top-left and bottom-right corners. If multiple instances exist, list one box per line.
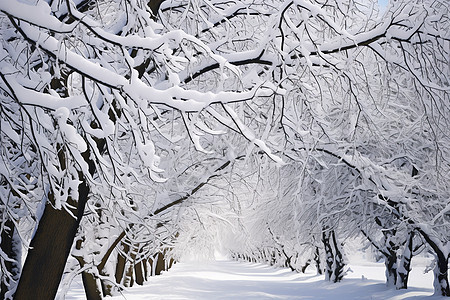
left=0, top=0, right=448, bottom=299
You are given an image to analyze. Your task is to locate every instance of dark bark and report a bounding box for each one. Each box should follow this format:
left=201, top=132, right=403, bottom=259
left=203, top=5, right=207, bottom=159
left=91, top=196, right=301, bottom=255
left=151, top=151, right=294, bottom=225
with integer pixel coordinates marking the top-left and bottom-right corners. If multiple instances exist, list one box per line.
left=396, top=232, right=414, bottom=289
left=360, top=228, right=398, bottom=287
left=81, top=272, right=103, bottom=300
left=322, top=231, right=334, bottom=281
left=134, top=260, right=145, bottom=285
left=0, top=219, right=21, bottom=300
left=97, top=229, right=128, bottom=293
left=114, top=241, right=130, bottom=285
left=384, top=248, right=398, bottom=287
left=123, top=247, right=136, bottom=287
left=301, top=259, right=311, bottom=273
left=13, top=178, right=89, bottom=300
left=147, top=0, right=166, bottom=18
left=270, top=251, right=276, bottom=266
left=283, top=250, right=295, bottom=272
left=124, top=263, right=134, bottom=287
left=73, top=239, right=103, bottom=300
left=433, top=254, right=450, bottom=297
left=330, top=231, right=345, bottom=282
left=417, top=228, right=450, bottom=296
left=143, top=259, right=149, bottom=281
left=314, top=247, right=323, bottom=275
left=167, top=256, right=175, bottom=270
left=323, top=230, right=346, bottom=282
left=100, top=277, right=113, bottom=297
left=155, top=252, right=165, bottom=275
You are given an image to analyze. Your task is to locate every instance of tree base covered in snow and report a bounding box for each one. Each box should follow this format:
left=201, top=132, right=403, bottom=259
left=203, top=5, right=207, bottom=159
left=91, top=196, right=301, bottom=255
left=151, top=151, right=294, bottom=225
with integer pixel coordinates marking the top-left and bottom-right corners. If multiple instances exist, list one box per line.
left=62, top=254, right=444, bottom=300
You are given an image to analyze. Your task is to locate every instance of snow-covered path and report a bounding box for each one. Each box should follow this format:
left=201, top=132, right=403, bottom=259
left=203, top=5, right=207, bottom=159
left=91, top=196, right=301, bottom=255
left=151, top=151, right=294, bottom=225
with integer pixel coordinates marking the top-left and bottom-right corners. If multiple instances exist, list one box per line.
left=65, top=259, right=441, bottom=300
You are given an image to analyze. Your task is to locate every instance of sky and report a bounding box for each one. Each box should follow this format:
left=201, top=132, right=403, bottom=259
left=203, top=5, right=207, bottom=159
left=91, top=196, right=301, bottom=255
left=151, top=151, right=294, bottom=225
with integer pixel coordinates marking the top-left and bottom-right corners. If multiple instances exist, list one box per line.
left=378, top=0, right=389, bottom=8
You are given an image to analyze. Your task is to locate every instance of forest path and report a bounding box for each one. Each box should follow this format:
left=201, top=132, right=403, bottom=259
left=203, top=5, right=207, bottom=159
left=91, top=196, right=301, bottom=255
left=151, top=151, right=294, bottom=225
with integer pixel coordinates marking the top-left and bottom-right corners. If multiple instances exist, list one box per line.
left=65, top=259, right=436, bottom=299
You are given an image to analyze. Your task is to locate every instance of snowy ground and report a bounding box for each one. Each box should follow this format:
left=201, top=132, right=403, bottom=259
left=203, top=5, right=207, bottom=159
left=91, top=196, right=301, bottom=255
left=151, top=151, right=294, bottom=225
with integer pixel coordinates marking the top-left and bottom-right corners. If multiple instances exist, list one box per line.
left=63, top=255, right=445, bottom=300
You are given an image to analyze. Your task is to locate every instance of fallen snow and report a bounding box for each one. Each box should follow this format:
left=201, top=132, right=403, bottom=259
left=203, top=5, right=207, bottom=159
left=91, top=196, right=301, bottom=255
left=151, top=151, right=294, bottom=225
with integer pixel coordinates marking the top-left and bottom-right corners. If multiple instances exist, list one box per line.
left=63, top=255, right=445, bottom=300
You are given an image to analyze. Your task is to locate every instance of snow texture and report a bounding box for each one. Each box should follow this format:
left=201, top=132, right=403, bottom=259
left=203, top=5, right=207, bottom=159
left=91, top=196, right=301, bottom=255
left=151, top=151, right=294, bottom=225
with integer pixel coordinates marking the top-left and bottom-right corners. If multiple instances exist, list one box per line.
left=62, top=256, right=443, bottom=300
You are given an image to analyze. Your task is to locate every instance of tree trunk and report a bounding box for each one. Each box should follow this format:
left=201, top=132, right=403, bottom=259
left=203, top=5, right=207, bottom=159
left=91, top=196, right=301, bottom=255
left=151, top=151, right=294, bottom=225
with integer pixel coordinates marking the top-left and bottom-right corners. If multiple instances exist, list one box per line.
left=314, top=246, right=322, bottom=275
left=360, top=228, right=398, bottom=288
left=114, top=242, right=129, bottom=285
left=433, top=254, right=450, bottom=297
left=0, top=219, right=21, bottom=300
left=134, top=260, right=145, bottom=285
left=13, top=179, right=89, bottom=300
left=384, top=248, right=397, bottom=287
left=396, top=232, right=414, bottom=289
left=143, top=259, right=149, bottom=281
left=322, top=231, right=334, bottom=281
left=416, top=228, right=449, bottom=296
left=123, top=247, right=136, bottom=287
left=124, top=262, right=134, bottom=287
left=73, top=238, right=103, bottom=300
left=330, top=230, right=346, bottom=282
left=155, top=252, right=165, bottom=275
left=81, top=271, right=103, bottom=300
left=97, top=230, right=127, bottom=296
left=381, top=229, right=398, bottom=288
left=323, top=230, right=346, bottom=282
left=301, top=259, right=311, bottom=273
left=100, top=276, right=113, bottom=297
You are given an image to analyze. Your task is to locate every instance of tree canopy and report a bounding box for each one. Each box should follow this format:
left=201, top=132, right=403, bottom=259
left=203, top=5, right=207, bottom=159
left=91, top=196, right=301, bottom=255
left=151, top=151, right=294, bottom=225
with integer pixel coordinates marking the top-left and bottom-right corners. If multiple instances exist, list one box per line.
left=0, top=0, right=449, bottom=298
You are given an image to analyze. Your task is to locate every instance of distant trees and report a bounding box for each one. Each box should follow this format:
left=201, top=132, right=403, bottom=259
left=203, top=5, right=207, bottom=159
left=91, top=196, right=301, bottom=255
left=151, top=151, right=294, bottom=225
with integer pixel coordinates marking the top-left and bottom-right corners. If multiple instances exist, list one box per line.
left=172, top=0, right=449, bottom=296
left=0, top=0, right=448, bottom=298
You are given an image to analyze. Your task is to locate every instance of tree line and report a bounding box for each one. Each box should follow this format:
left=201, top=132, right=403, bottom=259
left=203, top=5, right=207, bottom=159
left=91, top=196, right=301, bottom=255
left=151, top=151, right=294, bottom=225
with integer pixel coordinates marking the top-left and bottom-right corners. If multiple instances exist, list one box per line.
left=0, top=0, right=448, bottom=299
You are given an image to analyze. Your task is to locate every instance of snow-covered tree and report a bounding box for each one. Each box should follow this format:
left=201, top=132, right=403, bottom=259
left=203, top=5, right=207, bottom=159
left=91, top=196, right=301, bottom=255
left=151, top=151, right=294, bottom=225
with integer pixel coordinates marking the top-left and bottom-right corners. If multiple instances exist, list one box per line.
left=0, top=0, right=448, bottom=298
left=0, top=0, right=278, bottom=298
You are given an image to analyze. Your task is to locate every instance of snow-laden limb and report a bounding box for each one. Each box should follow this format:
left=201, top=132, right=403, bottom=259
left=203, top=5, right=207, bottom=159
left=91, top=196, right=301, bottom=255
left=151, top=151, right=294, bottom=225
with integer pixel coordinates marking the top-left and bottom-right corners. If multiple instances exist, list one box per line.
left=0, top=1, right=76, bottom=33
left=1, top=0, right=288, bottom=297
left=1, top=0, right=449, bottom=298
left=11, top=19, right=271, bottom=112
left=213, top=0, right=448, bottom=294
left=1, top=75, right=87, bottom=110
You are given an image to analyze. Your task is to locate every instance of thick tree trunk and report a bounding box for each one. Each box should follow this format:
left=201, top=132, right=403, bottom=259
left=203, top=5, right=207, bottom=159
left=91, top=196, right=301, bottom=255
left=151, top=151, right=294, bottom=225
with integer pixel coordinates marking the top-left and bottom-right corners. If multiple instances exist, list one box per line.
left=123, top=247, right=136, bottom=288
left=132, top=246, right=145, bottom=285
left=134, top=260, right=145, bottom=285
left=124, top=262, right=134, bottom=287
left=396, top=232, right=414, bottom=290
left=323, top=230, right=346, bottom=282
left=100, top=276, right=113, bottom=297
left=381, top=229, right=398, bottom=288
left=81, top=271, right=103, bottom=300
left=322, top=231, right=334, bottom=281
left=13, top=179, right=89, bottom=300
left=360, top=228, right=399, bottom=288
left=433, top=254, right=450, bottom=297
left=74, top=239, right=103, bottom=300
left=416, top=228, right=449, bottom=296
left=0, top=219, right=21, bottom=300
left=115, top=254, right=126, bottom=285
left=155, top=252, right=165, bottom=275
left=330, top=230, right=346, bottom=282
left=115, top=240, right=130, bottom=285
left=384, top=249, right=397, bottom=287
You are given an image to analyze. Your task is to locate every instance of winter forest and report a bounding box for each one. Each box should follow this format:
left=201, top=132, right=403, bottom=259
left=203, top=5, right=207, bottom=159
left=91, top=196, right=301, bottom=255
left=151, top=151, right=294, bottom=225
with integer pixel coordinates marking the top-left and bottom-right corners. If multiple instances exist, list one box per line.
left=0, top=0, right=449, bottom=299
